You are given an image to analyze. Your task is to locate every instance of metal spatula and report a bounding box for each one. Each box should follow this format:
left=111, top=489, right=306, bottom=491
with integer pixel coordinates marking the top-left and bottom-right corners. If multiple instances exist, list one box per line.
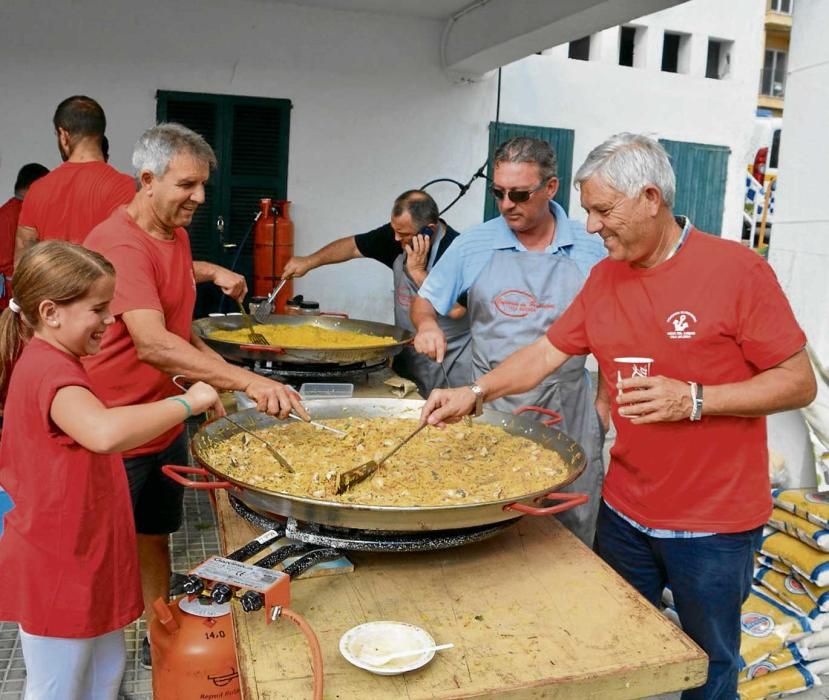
left=235, top=299, right=269, bottom=345
left=253, top=278, right=288, bottom=324
left=222, top=414, right=294, bottom=473
left=335, top=422, right=427, bottom=494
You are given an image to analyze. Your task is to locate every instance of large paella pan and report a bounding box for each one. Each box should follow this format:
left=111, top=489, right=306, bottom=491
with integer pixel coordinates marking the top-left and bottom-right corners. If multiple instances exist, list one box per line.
left=167, top=399, right=587, bottom=532
left=192, top=314, right=413, bottom=366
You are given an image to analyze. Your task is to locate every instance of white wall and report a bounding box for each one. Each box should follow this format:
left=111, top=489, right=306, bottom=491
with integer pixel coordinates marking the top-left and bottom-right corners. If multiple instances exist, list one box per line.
left=768, top=0, right=829, bottom=361
left=501, top=0, right=764, bottom=241
left=764, top=0, right=828, bottom=487
left=0, top=0, right=494, bottom=322
left=0, top=0, right=764, bottom=322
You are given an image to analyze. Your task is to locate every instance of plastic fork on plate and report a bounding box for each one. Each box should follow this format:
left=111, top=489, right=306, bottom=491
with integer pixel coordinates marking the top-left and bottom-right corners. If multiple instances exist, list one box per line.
left=361, top=643, right=454, bottom=667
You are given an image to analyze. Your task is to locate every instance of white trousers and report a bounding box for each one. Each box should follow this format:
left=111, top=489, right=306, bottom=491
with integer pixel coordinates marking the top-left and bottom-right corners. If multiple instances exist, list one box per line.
left=18, top=627, right=126, bottom=700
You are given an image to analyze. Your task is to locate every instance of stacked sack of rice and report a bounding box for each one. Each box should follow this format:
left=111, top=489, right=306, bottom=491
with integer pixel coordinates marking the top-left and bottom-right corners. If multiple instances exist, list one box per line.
left=737, top=488, right=829, bottom=698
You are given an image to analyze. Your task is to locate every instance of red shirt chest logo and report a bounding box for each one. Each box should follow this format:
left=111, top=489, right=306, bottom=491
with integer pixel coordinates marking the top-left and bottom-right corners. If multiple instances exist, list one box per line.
left=666, top=310, right=697, bottom=340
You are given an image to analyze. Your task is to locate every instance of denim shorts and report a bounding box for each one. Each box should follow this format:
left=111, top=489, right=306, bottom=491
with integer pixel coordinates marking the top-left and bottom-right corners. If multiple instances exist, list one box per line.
left=123, top=431, right=189, bottom=535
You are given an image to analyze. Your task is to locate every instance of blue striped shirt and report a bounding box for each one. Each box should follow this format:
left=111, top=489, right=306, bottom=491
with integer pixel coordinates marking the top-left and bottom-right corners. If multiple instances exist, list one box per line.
left=419, top=200, right=606, bottom=315
left=605, top=501, right=715, bottom=539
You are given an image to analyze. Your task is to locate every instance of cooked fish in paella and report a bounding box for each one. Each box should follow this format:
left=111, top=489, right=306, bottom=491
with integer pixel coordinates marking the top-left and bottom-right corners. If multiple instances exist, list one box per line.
left=209, top=323, right=397, bottom=348
left=199, top=417, right=569, bottom=506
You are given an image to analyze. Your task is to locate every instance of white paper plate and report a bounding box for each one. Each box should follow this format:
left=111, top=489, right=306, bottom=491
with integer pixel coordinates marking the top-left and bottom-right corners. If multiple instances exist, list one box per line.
left=339, top=621, right=436, bottom=675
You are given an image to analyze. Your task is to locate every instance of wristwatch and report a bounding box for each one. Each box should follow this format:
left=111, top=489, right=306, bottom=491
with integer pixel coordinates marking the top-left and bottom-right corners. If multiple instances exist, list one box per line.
left=688, top=382, right=704, bottom=421
left=469, top=384, right=485, bottom=417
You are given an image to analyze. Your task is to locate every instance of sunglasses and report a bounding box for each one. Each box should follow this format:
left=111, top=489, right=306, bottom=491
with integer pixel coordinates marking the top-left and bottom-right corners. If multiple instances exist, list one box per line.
left=489, top=180, right=548, bottom=203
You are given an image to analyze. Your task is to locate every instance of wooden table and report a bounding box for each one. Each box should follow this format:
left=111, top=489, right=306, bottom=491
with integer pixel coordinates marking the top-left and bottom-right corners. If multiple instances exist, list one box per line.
left=215, top=490, right=707, bottom=699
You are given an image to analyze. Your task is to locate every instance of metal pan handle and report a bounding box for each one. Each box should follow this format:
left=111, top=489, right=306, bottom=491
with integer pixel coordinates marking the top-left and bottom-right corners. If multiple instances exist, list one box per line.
left=504, top=491, right=588, bottom=516
left=162, top=465, right=233, bottom=490
left=513, top=405, right=562, bottom=426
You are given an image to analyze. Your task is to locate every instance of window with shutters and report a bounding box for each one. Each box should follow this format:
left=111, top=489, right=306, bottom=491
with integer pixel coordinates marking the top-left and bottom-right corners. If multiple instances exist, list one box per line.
left=485, top=122, right=575, bottom=222
left=156, top=91, right=291, bottom=317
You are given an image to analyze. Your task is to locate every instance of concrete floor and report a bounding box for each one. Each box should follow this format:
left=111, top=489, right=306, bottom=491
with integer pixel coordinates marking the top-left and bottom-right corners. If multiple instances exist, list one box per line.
left=3, top=417, right=829, bottom=698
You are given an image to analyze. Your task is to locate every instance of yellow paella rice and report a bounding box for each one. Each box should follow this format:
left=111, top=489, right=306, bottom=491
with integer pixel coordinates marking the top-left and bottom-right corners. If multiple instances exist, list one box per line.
left=199, top=418, right=570, bottom=506
left=209, top=323, right=396, bottom=348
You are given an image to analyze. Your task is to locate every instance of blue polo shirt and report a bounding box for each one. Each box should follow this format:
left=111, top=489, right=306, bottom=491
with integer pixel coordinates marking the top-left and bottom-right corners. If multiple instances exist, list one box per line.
left=420, top=200, right=606, bottom=315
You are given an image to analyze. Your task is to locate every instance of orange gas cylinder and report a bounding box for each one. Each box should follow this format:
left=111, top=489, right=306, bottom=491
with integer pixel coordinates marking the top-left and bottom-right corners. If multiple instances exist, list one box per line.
left=150, top=597, right=240, bottom=700
left=253, top=198, right=294, bottom=313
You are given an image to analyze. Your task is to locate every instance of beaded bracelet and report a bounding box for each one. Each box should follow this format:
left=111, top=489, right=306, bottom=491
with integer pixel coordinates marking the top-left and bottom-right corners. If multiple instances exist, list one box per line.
left=166, top=396, right=193, bottom=418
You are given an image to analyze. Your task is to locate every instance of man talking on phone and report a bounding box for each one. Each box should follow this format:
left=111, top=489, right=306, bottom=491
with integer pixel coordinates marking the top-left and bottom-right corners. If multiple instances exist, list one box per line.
left=282, top=190, right=471, bottom=395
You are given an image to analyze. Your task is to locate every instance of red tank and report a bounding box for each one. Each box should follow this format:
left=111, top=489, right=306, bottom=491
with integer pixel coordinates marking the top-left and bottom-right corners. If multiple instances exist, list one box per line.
left=149, top=597, right=240, bottom=700
left=253, top=198, right=294, bottom=313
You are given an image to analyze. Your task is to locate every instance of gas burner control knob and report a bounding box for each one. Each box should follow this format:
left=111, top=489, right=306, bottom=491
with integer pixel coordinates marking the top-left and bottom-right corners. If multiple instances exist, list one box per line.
left=239, top=591, right=264, bottom=613
left=182, top=575, right=204, bottom=596
left=211, top=583, right=233, bottom=605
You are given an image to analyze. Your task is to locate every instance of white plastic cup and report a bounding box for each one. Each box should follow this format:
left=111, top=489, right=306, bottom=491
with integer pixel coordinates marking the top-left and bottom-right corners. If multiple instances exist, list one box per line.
left=614, top=357, right=654, bottom=386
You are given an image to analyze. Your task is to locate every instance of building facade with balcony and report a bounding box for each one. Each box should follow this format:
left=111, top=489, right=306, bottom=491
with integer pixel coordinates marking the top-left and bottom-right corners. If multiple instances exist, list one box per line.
left=759, top=0, right=794, bottom=115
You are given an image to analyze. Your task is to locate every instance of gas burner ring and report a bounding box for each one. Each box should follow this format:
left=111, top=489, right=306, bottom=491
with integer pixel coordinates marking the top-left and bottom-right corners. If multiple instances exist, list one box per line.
left=228, top=495, right=518, bottom=552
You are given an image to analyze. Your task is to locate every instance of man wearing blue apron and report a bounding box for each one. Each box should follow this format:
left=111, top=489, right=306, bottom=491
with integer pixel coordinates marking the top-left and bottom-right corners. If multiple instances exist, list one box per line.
left=282, top=190, right=472, bottom=396
left=412, top=138, right=606, bottom=545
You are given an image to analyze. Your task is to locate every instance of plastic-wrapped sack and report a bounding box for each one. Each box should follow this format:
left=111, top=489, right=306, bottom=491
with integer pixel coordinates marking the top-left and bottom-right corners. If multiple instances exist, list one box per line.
left=737, top=662, right=822, bottom=699
left=757, top=554, right=793, bottom=577
left=769, top=507, right=829, bottom=552
left=740, top=587, right=813, bottom=669
left=792, top=571, right=829, bottom=613
left=738, top=643, right=802, bottom=683
left=755, top=566, right=829, bottom=628
left=797, top=628, right=829, bottom=651
left=772, top=488, right=829, bottom=529
left=799, top=640, right=829, bottom=661
left=760, top=531, right=829, bottom=587
left=753, top=556, right=829, bottom=613
left=802, top=345, right=829, bottom=492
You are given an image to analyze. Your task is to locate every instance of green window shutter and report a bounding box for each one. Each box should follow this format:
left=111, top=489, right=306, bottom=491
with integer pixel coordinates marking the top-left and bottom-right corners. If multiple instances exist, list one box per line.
left=659, top=139, right=730, bottom=236
left=485, top=122, right=575, bottom=222
left=156, top=95, right=221, bottom=262
left=156, top=90, right=291, bottom=317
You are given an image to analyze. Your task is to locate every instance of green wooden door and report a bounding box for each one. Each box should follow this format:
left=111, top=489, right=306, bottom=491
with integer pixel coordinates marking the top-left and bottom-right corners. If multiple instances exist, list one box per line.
left=659, top=139, right=730, bottom=235
left=156, top=91, right=291, bottom=316
left=485, top=122, right=575, bottom=222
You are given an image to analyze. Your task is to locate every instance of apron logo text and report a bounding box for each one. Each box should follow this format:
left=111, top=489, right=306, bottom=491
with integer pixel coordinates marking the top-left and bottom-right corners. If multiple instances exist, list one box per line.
left=396, top=286, right=414, bottom=308
left=493, top=290, right=556, bottom=318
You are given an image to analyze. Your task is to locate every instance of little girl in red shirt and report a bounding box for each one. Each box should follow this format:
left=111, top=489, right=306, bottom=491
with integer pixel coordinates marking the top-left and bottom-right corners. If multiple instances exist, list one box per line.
left=0, top=241, right=218, bottom=700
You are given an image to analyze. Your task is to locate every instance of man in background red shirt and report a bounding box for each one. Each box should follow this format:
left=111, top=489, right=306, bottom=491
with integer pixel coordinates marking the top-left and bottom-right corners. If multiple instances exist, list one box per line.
left=0, top=164, right=49, bottom=307
left=15, top=95, right=134, bottom=263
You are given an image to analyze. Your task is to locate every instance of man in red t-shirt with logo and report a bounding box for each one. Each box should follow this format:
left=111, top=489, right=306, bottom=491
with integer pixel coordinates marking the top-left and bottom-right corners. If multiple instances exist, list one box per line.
left=15, top=95, right=134, bottom=264
left=84, top=123, right=307, bottom=669
left=0, top=163, right=49, bottom=308
left=420, top=133, right=817, bottom=699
